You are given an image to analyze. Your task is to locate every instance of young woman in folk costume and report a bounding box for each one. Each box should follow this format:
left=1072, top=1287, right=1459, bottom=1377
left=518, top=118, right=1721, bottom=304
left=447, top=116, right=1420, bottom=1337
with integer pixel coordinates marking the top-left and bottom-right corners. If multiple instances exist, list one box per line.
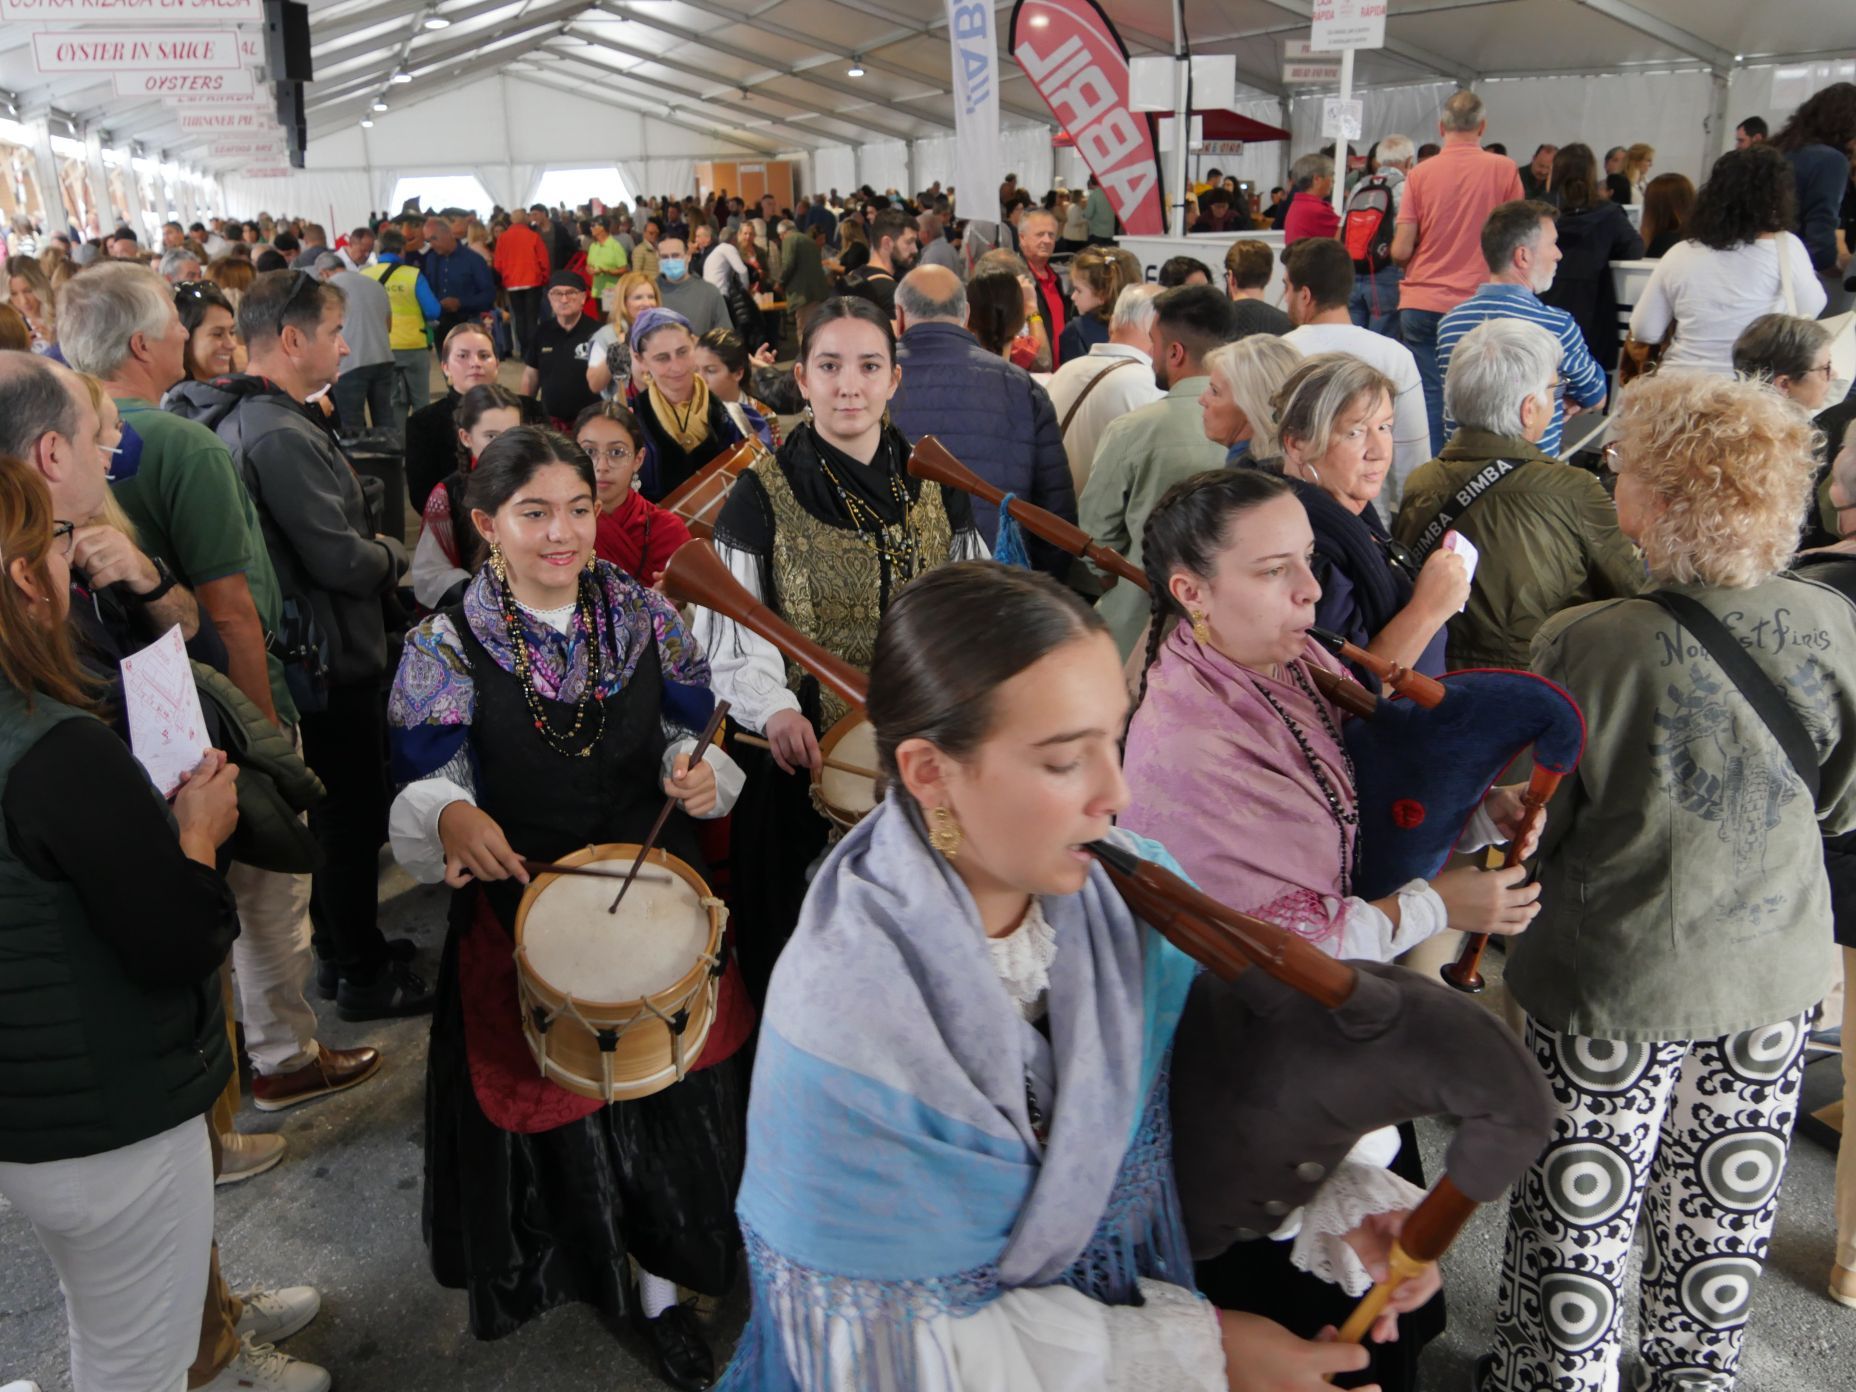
left=1119, top=469, right=1546, bottom=1391
left=574, top=399, right=691, bottom=585
left=722, top=561, right=1440, bottom=1391
left=386, top=427, right=752, bottom=1391
left=691, top=295, right=987, bottom=1004
left=407, top=384, right=523, bottom=611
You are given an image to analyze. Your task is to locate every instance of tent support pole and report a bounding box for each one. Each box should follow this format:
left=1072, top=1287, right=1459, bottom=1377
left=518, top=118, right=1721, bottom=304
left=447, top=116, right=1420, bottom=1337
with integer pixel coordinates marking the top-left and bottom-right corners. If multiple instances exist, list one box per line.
left=1705, top=68, right=1731, bottom=165
left=1332, top=47, right=1354, bottom=219
left=1170, top=0, right=1189, bottom=237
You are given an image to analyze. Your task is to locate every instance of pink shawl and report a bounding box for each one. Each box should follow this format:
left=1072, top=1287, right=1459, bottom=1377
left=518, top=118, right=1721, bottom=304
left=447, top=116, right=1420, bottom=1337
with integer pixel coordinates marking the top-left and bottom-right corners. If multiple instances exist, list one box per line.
left=1122, top=624, right=1359, bottom=952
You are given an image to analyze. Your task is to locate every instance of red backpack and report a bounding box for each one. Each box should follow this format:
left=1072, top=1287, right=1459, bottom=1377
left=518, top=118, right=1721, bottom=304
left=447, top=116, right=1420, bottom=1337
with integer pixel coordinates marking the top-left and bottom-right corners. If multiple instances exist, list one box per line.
left=1342, top=176, right=1397, bottom=274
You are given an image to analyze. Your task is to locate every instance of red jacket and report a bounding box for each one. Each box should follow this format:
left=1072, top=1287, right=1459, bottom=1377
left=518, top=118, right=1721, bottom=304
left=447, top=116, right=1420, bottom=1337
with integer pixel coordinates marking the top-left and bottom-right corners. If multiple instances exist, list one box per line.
left=493, top=222, right=550, bottom=290
left=1282, top=191, right=1341, bottom=245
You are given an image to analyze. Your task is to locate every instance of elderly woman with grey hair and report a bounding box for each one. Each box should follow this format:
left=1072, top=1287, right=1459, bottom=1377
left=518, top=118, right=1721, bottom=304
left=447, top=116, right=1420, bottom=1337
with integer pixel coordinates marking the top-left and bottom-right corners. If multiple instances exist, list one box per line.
left=1392, top=318, right=1641, bottom=668
left=1734, top=312, right=1845, bottom=548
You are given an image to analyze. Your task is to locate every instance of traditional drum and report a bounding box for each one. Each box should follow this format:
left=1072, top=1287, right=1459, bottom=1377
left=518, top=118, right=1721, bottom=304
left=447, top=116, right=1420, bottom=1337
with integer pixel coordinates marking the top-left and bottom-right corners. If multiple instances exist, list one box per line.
left=514, top=842, right=726, bottom=1102
left=659, top=435, right=770, bottom=539
left=812, top=711, right=881, bottom=834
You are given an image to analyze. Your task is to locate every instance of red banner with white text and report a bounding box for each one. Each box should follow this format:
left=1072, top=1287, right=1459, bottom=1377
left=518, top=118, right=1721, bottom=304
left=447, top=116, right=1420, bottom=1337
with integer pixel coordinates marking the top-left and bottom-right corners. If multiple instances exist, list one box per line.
left=1008, top=0, right=1165, bottom=236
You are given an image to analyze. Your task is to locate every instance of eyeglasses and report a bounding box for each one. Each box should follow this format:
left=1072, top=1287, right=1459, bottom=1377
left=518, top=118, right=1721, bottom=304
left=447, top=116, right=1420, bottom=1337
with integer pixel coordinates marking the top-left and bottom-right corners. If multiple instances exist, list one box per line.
left=1800, top=362, right=1836, bottom=382
left=1376, top=532, right=1418, bottom=579
left=275, top=269, right=319, bottom=337
left=174, top=279, right=213, bottom=300
left=580, top=442, right=634, bottom=464
left=51, top=520, right=75, bottom=558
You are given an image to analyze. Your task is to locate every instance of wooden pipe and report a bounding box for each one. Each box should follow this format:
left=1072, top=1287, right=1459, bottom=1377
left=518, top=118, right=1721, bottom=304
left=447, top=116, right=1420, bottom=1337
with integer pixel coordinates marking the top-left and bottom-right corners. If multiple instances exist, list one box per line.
left=1308, top=626, right=1446, bottom=708
left=1304, top=664, right=1380, bottom=720
left=661, top=540, right=870, bottom=711
left=1334, top=1175, right=1476, bottom=1346
left=1440, top=764, right=1562, bottom=994
left=909, top=437, right=1151, bottom=593
left=1086, top=839, right=1355, bottom=1009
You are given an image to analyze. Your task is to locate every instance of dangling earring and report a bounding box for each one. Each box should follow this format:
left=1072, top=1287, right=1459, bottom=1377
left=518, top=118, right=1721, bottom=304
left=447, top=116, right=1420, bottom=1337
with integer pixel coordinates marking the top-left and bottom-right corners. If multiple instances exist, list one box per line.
left=1190, top=609, right=1210, bottom=644
left=489, top=542, right=508, bottom=584
left=801, top=402, right=815, bottom=425
left=927, top=806, right=962, bottom=860
left=584, top=552, right=598, bottom=573
left=881, top=407, right=892, bottom=431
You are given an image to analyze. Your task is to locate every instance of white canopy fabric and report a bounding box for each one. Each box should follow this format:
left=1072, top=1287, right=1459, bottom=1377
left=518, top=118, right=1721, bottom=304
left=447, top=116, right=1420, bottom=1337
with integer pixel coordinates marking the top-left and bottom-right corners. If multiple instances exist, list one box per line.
left=0, top=0, right=1850, bottom=229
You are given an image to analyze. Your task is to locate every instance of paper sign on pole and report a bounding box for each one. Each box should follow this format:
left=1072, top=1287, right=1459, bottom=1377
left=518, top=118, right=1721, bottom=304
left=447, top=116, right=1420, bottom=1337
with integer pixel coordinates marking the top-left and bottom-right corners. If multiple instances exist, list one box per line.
left=1310, top=0, right=1387, bottom=53
left=0, top=0, right=262, bottom=18
left=946, top=0, right=1004, bottom=233
left=1321, top=97, right=1363, bottom=140
left=120, top=68, right=256, bottom=97
left=1283, top=59, right=1342, bottom=84
left=32, top=29, right=242, bottom=73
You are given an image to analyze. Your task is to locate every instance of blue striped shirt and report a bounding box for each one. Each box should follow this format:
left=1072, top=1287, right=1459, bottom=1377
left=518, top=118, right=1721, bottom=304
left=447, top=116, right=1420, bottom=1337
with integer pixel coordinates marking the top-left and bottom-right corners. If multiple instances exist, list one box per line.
left=1436, top=283, right=1606, bottom=457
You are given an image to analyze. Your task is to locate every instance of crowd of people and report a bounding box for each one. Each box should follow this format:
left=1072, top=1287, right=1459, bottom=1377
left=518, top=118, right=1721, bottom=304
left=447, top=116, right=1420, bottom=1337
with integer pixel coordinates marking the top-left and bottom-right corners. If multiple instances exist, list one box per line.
left=1, top=75, right=1855, bottom=1392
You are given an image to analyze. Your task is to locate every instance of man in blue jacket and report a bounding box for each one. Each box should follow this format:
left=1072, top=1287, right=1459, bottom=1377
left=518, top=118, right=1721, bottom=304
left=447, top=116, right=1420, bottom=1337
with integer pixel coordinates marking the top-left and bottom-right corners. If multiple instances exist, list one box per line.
left=888, top=265, right=1075, bottom=578
left=420, top=219, right=495, bottom=345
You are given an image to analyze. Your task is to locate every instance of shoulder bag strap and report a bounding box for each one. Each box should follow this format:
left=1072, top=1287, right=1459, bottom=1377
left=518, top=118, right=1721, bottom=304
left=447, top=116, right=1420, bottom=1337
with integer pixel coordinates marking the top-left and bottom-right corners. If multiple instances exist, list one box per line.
left=1405, top=457, right=1526, bottom=566
left=1059, top=356, right=1138, bottom=436
left=1642, top=590, right=1820, bottom=800
left=1776, top=231, right=1798, bottom=316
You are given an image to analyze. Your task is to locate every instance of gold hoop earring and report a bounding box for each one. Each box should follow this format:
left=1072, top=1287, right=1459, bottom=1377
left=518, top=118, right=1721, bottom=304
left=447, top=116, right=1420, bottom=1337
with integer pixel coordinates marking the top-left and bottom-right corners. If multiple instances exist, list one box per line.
left=488, top=542, right=507, bottom=584
left=927, top=806, right=962, bottom=861
left=1190, top=609, right=1210, bottom=644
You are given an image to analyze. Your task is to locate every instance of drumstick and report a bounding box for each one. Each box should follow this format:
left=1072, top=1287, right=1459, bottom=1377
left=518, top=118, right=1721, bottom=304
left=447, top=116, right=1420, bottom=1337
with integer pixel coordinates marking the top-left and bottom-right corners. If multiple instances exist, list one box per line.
left=733, top=731, right=880, bottom=780
left=519, top=860, right=673, bottom=884
left=608, top=699, right=731, bottom=915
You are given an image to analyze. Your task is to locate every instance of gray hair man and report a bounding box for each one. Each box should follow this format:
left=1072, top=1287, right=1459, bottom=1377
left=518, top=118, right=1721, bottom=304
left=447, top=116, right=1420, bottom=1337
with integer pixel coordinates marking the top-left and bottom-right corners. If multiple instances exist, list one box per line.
left=158, top=246, right=202, bottom=284
left=317, top=251, right=398, bottom=435
left=1392, top=316, right=1641, bottom=668
left=1044, top=283, right=1167, bottom=493
left=916, top=209, right=961, bottom=275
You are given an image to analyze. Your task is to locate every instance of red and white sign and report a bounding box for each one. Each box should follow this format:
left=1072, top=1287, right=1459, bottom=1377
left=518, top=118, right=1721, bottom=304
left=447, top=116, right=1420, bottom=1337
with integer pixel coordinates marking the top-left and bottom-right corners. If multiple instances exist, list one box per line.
left=1009, top=0, right=1164, bottom=237
left=1311, top=0, right=1387, bottom=52
left=177, top=109, right=277, bottom=132
left=119, top=67, right=256, bottom=97
left=0, top=0, right=262, bottom=19
left=208, top=138, right=283, bottom=158
left=1284, top=59, right=1342, bottom=84
left=243, top=166, right=290, bottom=178
left=31, top=28, right=242, bottom=72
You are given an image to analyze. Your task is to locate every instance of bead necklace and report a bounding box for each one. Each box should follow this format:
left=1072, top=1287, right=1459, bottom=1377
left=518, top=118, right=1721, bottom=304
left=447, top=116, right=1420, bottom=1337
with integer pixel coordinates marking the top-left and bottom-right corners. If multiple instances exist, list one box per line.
left=813, top=433, right=922, bottom=577
left=495, top=566, right=606, bottom=758
left=1250, top=662, right=1361, bottom=895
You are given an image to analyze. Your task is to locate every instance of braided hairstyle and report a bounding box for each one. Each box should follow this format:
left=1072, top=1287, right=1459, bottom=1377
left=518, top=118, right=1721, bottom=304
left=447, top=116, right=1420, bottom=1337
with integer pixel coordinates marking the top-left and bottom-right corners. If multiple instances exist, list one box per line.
left=1132, top=468, right=1294, bottom=715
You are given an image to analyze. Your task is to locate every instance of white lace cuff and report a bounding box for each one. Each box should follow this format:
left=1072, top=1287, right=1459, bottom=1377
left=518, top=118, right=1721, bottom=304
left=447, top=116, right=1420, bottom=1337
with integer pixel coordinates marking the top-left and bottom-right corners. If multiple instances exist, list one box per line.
left=1391, top=880, right=1448, bottom=952
left=1288, top=1159, right=1427, bottom=1296
left=1105, top=1278, right=1227, bottom=1391
left=1454, top=799, right=1501, bottom=853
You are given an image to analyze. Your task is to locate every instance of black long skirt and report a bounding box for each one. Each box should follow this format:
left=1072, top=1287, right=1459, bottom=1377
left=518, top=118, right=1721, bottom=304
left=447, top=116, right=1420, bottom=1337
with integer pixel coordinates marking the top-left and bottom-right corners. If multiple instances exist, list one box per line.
left=1193, top=1122, right=1447, bottom=1392
left=724, top=741, right=832, bottom=1009
left=422, top=902, right=746, bottom=1340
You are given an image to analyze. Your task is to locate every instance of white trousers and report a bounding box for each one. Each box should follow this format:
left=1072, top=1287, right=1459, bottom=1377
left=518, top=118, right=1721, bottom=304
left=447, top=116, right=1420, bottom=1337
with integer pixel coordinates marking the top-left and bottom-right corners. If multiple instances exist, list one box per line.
left=223, top=726, right=318, bottom=1076
left=0, top=1118, right=214, bottom=1392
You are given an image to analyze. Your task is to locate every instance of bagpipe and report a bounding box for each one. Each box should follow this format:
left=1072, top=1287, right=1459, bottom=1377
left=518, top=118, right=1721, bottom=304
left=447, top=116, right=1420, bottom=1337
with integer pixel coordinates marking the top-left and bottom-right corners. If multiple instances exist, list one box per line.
left=660, top=538, right=1559, bottom=1344
left=658, top=433, right=774, bottom=540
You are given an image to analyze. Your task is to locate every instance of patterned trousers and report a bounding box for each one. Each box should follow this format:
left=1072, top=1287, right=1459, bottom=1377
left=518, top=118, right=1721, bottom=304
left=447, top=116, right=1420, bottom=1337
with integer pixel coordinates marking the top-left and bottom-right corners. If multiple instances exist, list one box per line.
left=1488, top=1013, right=1810, bottom=1392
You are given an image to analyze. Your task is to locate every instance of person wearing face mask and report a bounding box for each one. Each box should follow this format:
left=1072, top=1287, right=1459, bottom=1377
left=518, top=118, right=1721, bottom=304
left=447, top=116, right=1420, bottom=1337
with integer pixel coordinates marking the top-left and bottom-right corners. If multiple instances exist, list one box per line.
left=575, top=399, right=691, bottom=584
left=387, top=427, right=748, bottom=1392
left=409, top=384, right=526, bottom=610
left=170, top=270, right=429, bottom=1030
left=723, top=559, right=1452, bottom=1392
left=1281, top=239, right=1432, bottom=518
left=627, top=307, right=752, bottom=501
left=843, top=208, right=920, bottom=325
left=1435, top=202, right=1606, bottom=459
left=1248, top=353, right=1465, bottom=684
left=1394, top=319, right=1641, bottom=671
left=693, top=296, right=986, bottom=1004
left=654, top=237, right=730, bottom=337
left=1119, top=469, right=1544, bottom=1392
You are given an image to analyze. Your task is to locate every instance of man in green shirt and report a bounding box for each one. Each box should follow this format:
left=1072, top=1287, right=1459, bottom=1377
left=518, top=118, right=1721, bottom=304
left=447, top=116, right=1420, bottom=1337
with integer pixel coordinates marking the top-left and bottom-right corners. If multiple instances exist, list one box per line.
left=1078, top=285, right=1236, bottom=656
left=586, top=216, right=631, bottom=307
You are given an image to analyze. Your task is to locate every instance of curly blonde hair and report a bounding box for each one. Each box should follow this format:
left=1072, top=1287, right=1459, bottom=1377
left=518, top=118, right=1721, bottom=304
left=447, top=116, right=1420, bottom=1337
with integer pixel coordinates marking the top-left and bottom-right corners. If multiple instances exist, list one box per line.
left=1615, top=371, right=1818, bottom=587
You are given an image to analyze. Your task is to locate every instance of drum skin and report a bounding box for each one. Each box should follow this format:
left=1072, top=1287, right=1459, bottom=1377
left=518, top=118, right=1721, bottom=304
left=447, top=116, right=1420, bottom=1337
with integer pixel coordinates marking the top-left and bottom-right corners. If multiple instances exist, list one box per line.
left=812, top=712, right=880, bottom=834
left=514, top=843, right=724, bottom=1102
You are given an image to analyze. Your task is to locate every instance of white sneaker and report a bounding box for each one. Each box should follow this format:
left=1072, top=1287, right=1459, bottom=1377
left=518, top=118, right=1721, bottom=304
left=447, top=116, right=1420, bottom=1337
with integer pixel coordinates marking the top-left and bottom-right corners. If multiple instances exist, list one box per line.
left=197, top=1336, right=330, bottom=1392
left=234, top=1286, right=322, bottom=1345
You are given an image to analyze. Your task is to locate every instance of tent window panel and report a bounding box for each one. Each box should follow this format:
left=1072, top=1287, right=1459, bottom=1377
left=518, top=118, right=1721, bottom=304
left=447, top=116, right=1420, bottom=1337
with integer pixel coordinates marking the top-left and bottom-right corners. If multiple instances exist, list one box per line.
left=388, top=174, right=496, bottom=220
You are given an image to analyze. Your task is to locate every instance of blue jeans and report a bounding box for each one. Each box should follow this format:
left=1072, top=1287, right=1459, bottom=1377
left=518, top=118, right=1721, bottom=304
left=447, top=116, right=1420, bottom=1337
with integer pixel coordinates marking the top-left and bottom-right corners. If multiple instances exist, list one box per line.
left=1400, top=309, right=1447, bottom=458
left=1349, top=266, right=1402, bottom=337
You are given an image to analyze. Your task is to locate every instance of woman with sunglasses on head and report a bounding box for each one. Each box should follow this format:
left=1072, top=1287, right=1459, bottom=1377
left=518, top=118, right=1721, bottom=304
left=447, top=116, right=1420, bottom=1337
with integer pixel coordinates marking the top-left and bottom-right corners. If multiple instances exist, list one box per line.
left=1244, top=353, right=1465, bottom=686
left=1118, top=467, right=1545, bottom=1392
left=174, top=279, right=243, bottom=382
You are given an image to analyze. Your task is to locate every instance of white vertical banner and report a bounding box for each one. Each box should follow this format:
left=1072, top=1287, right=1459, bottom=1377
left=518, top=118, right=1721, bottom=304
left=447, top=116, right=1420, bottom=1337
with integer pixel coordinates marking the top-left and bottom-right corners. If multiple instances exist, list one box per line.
left=946, top=0, right=1004, bottom=217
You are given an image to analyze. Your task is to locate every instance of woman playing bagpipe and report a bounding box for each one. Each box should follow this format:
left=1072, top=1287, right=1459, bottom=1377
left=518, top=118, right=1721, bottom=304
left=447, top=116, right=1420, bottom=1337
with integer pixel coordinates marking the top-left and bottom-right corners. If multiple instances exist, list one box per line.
left=385, top=427, right=752, bottom=1391
left=407, top=383, right=525, bottom=610
left=1117, top=468, right=1549, bottom=1389
left=691, top=296, right=986, bottom=1003
left=723, top=560, right=1463, bottom=1390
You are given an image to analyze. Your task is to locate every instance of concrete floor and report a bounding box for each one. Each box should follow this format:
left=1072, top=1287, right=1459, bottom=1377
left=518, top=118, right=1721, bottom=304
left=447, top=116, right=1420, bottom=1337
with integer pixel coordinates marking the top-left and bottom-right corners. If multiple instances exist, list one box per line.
left=4, top=865, right=1853, bottom=1389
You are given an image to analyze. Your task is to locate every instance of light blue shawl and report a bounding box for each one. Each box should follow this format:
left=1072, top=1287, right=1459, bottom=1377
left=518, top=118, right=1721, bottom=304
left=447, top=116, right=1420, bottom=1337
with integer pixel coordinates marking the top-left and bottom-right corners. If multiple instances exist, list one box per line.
left=720, top=796, right=1200, bottom=1389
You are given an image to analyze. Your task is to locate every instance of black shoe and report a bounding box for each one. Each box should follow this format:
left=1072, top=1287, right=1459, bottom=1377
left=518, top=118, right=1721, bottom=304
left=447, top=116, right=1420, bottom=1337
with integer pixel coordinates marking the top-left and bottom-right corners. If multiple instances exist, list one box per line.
left=318, top=938, right=417, bottom=1002
left=335, top=961, right=436, bottom=1021
left=641, top=1305, right=714, bottom=1392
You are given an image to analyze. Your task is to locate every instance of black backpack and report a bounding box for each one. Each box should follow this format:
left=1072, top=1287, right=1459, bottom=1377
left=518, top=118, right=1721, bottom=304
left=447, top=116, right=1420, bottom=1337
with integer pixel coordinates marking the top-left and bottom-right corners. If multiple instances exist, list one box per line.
left=1343, top=176, right=1397, bottom=274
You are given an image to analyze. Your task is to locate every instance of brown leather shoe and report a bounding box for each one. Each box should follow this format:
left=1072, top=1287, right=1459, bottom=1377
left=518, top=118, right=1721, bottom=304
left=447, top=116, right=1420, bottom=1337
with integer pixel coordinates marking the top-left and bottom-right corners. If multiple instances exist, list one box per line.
left=251, top=1044, right=382, bottom=1112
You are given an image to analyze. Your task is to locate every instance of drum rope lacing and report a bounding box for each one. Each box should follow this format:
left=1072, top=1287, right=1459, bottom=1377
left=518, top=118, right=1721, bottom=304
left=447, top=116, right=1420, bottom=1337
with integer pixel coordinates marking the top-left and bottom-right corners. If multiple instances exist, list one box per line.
left=517, top=897, right=730, bottom=1092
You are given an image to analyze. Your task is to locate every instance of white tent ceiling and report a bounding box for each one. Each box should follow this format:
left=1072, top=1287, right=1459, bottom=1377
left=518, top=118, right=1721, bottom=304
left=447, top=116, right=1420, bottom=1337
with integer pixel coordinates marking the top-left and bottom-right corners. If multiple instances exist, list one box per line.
left=0, top=0, right=1848, bottom=175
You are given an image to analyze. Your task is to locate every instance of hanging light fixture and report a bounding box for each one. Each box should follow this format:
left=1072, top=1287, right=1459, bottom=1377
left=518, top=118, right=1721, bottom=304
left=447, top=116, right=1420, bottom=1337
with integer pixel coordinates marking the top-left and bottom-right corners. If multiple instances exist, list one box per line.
left=372, top=98, right=390, bottom=111
left=423, top=13, right=450, bottom=28
left=390, top=70, right=413, bottom=84
left=361, top=117, right=375, bottom=127
left=848, top=56, right=865, bottom=77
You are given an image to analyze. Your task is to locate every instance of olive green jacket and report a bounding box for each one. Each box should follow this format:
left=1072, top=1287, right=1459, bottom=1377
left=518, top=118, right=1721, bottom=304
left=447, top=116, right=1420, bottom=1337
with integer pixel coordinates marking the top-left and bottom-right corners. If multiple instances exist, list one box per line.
left=1392, top=428, right=1644, bottom=669
left=1508, top=575, right=1856, bottom=1040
